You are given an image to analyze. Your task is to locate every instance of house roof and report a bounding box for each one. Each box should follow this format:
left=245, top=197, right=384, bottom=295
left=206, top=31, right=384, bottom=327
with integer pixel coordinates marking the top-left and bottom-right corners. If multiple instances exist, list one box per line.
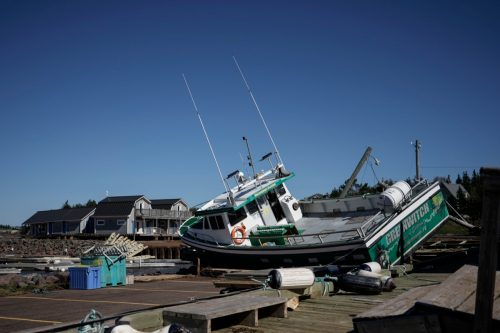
left=150, top=198, right=187, bottom=210
left=23, top=207, right=96, bottom=225
left=99, top=195, right=144, bottom=203
left=93, top=195, right=145, bottom=217
left=440, top=182, right=469, bottom=200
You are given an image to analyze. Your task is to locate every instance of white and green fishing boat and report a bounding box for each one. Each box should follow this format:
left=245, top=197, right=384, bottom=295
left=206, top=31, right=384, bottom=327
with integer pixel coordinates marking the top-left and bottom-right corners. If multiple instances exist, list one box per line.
left=179, top=158, right=449, bottom=269
left=179, top=61, right=449, bottom=269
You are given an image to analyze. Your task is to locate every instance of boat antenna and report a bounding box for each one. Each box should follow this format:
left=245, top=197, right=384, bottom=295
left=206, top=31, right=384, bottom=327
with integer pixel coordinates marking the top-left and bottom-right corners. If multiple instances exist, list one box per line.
left=242, top=136, right=258, bottom=180
left=182, top=74, right=231, bottom=196
left=233, top=56, right=284, bottom=167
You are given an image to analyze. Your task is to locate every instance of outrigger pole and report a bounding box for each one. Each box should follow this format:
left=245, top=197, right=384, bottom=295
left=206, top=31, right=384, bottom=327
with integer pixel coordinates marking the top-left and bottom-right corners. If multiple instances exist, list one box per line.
left=233, top=56, right=285, bottom=167
left=182, top=74, right=231, bottom=196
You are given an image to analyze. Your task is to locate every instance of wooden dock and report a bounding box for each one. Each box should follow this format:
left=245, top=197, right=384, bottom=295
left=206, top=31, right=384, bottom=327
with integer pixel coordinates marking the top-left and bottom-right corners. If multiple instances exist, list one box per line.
left=209, top=269, right=452, bottom=333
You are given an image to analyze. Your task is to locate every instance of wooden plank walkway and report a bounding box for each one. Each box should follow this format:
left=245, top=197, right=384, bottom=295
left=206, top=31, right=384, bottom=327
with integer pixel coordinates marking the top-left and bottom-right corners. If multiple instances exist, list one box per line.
left=163, top=294, right=287, bottom=333
left=212, top=270, right=451, bottom=333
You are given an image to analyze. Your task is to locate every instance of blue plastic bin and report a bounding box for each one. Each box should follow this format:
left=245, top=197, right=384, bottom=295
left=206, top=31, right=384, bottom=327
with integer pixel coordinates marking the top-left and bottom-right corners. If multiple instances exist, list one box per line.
left=69, top=266, right=101, bottom=290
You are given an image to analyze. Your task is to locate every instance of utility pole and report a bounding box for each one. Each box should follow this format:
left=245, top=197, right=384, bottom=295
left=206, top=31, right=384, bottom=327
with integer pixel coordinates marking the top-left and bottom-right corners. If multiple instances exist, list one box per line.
left=414, top=140, right=421, bottom=181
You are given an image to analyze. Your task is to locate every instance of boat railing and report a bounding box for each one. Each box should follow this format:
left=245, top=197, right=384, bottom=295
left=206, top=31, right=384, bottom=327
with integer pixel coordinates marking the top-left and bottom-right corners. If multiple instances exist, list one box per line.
left=246, top=227, right=366, bottom=246
left=359, top=211, right=385, bottom=238
left=135, top=226, right=179, bottom=236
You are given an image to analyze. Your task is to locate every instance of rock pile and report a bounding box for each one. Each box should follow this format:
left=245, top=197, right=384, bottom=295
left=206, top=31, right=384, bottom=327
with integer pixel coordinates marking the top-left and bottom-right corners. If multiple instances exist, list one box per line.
left=0, top=272, right=69, bottom=295
left=0, top=234, right=104, bottom=257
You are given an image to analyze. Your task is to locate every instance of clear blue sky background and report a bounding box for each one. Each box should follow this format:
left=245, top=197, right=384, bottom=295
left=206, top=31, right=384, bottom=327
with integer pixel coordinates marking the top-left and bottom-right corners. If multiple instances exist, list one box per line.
left=1, top=1, right=499, bottom=226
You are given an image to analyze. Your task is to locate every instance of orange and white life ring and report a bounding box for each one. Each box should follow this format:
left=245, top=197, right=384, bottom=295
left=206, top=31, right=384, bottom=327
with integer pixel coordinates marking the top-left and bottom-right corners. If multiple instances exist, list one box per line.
left=231, top=225, right=247, bottom=245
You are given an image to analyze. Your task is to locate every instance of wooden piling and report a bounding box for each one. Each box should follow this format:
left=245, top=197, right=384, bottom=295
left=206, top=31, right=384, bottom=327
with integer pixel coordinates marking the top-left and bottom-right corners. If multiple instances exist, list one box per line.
left=473, top=167, right=500, bottom=333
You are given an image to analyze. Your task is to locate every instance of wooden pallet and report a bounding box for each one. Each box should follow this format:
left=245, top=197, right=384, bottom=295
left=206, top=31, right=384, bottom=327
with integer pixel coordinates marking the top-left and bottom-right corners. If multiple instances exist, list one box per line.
left=163, top=294, right=287, bottom=333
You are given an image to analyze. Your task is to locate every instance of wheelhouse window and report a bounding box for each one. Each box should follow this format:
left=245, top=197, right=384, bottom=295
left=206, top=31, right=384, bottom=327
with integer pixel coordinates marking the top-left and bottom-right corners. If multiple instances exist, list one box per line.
left=228, top=207, right=247, bottom=226
left=276, top=184, right=287, bottom=197
left=96, top=220, right=105, bottom=226
left=256, top=195, right=266, bottom=207
left=246, top=200, right=259, bottom=215
left=209, top=215, right=225, bottom=230
left=192, top=218, right=203, bottom=229
left=117, top=220, right=126, bottom=226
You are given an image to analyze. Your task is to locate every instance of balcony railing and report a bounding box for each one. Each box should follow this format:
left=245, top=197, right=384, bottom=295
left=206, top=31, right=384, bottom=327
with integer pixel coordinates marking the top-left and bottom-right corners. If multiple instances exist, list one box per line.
left=135, top=209, right=192, bottom=220
left=136, top=226, right=180, bottom=236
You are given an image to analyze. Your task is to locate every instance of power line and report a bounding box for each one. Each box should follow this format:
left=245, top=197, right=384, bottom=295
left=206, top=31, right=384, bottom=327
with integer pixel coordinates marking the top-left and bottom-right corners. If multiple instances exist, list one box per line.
left=421, top=166, right=481, bottom=169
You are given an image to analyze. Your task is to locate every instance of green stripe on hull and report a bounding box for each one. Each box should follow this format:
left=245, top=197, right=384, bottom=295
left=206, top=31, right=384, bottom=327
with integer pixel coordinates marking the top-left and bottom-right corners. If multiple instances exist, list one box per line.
left=179, top=216, right=203, bottom=236
left=368, top=191, right=449, bottom=267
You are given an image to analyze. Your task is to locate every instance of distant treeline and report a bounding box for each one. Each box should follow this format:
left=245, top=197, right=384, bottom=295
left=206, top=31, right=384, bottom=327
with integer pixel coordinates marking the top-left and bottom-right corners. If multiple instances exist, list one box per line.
left=0, top=224, right=19, bottom=230
left=61, top=200, right=97, bottom=209
left=447, top=170, right=482, bottom=225
left=309, top=170, right=483, bottom=225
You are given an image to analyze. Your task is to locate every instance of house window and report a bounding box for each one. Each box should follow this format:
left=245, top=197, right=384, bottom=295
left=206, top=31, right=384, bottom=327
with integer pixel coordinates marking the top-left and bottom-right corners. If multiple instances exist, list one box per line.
left=117, top=220, right=126, bottom=226
left=96, top=220, right=105, bottom=226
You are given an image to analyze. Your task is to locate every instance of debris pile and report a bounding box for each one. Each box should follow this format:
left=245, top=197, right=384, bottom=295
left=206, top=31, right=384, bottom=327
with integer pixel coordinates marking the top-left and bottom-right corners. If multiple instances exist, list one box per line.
left=82, top=233, right=148, bottom=259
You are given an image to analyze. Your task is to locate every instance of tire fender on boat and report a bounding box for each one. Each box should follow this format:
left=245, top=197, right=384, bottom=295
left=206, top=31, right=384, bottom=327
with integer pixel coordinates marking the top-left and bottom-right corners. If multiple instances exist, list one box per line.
left=231, top=225, right=247, bottom=245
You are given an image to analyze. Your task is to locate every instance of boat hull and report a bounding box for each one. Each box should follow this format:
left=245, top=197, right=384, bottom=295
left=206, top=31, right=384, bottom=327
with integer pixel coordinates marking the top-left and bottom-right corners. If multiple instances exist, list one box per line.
left=181, top=237, right=371, bottom=269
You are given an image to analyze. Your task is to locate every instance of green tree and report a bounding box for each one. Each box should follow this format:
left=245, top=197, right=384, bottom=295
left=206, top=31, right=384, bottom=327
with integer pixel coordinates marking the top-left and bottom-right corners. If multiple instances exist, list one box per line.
left=85, top=200, right=97, bottom=207
left=462, top=171, right=471, bottom=192
left=62, top=200, right=71, bottom=209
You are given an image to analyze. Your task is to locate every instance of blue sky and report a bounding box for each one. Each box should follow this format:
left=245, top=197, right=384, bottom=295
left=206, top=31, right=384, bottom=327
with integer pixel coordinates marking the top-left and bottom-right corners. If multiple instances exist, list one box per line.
left=1, top=1, right=499, bottom=225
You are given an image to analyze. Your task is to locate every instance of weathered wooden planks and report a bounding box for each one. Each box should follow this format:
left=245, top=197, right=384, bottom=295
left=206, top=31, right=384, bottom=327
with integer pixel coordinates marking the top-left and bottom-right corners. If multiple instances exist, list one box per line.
left=354, top=265, right=500, bottom=333
left=163, top=294, right=287, bottom=333
left=416, top=265, right=500, bottom=320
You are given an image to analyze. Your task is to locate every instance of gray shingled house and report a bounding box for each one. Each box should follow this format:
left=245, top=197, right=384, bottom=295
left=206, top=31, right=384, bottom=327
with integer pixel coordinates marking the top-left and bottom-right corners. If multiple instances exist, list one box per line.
left=23, top=207, right=96, bottom=236
left=90, top=196, right=191, bottom=236
left=90, top=195, right=150, bottom=235
left=140, top=198, right=190, bottom=235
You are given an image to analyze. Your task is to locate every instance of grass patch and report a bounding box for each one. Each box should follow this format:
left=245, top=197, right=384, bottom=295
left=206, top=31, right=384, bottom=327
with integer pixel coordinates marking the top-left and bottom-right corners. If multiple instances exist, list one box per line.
left=435, top=220, right=471, bottom=235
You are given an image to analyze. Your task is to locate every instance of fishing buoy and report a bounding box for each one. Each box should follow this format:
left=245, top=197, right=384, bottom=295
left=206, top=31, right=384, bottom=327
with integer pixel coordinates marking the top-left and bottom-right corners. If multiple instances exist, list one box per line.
left=359, top=262, right=382, bottom=274
left=356, top=269, right=382, bottom=279
left=268, top=268, right=315, bottom=290
left=337, top=274, right=383, bottom=295
left=381, top=275, right=396, bottom=291
left=111, top=324, right=180, bottom=333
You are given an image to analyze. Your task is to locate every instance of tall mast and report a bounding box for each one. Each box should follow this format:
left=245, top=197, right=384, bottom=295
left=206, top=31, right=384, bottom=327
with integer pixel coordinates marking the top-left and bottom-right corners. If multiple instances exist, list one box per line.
left=233, top=56, right=284, bottom=167
left=243, top=136, right=257, bottom=180
left=182, top=74, right=231, bottom=196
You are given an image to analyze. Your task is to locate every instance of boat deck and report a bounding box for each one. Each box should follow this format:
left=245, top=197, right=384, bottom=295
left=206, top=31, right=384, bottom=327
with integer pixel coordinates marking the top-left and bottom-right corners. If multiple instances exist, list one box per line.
left=293, top=213, right=382, bottom=244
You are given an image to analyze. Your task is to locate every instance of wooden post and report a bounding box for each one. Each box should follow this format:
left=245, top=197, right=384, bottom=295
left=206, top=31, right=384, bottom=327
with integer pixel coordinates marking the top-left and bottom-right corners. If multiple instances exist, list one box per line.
left=473, top=167, right=500, bottom=333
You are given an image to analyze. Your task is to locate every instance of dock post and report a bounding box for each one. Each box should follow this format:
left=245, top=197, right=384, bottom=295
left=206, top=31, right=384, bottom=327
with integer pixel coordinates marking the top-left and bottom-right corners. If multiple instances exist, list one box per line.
left=473, top=167, right=500, bottom=333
